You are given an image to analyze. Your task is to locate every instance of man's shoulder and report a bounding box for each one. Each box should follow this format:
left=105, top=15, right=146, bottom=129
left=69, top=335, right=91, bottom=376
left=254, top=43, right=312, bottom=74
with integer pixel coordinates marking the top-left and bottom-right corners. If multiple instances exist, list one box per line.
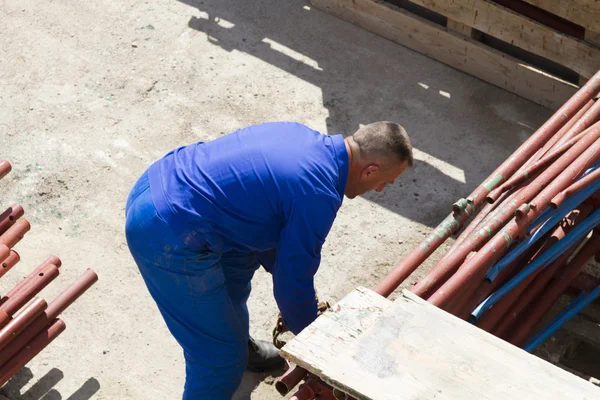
left=246, top=121, right=324, bottom=136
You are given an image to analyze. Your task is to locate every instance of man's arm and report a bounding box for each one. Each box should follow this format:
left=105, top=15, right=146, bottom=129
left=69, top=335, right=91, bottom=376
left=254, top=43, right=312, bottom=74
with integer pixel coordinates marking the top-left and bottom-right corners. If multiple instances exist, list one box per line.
left=271, top=194, right=339, bottom=335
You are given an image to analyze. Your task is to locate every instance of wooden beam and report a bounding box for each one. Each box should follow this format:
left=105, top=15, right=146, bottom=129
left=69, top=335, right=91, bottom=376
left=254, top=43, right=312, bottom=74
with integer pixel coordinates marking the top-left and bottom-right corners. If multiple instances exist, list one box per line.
left=522, top=0, right=600, bottom=33
left=309, top=0, right=577, bottom=110
left=446, top=19, right=483, bottom=41
left=585, top=29, right=600, bottom=47
left=406, top=0, right=600, bottom=79
left=282, top=288, right=600, bottom=400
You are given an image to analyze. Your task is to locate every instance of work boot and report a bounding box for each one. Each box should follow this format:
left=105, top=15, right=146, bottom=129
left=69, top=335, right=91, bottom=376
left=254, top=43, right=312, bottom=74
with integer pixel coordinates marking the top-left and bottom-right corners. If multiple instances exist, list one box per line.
left=247, top=336, right=286, bottom=372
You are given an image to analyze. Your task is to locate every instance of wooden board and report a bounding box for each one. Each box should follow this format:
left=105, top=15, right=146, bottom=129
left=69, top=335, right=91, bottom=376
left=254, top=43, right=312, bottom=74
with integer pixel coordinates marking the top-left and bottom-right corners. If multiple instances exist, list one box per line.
left=406, top=0, right=600, bottom=79
left=521, top=0, right=600, bottom=34
left=282, top=288, right=600, bottom=400
left=446, top=19, right=483, bottom=41
left=309, top=0, right=578, bottom=110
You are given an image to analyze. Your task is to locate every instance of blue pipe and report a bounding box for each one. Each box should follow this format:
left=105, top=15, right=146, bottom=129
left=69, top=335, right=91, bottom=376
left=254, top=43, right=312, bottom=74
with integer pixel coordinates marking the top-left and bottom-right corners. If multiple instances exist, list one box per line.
left=486, top=164, right=600, bottom=282
left=471, top=208, right=600, bottom=321
left=524, top=286, right=600, bottom=352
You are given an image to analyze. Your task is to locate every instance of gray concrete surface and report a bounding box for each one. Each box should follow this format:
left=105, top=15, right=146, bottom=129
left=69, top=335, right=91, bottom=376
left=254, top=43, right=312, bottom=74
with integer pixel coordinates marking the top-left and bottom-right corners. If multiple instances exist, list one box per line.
left=0, top=0, right=554, bottom=398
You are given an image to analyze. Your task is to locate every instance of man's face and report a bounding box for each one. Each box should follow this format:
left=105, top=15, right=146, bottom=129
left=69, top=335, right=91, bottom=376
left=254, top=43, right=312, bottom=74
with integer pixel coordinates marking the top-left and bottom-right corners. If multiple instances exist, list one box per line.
left=345, top=160, right=409, bottom=199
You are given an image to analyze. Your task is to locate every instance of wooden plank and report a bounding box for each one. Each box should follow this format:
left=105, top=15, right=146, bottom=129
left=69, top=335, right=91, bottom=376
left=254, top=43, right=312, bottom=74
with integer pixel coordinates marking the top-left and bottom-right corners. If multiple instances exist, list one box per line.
left=283, top=288, right=600, bottom=400
left=281, top=287, right=391, bottom=378
left=521, top=0, right=600, bottom=34
left=406, top=0, right=600, bottom=79
left=309, top=0, right=577, bottom=110
left=585, top=30, right=600, bottom=47
left=447, top=19, right=483, bottom=41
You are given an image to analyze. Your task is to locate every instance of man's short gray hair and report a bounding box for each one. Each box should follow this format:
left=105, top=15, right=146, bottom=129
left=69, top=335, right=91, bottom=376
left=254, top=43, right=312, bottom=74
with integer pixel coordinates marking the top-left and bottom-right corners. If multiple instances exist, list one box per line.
left=352, top=121, right=413, bottom=167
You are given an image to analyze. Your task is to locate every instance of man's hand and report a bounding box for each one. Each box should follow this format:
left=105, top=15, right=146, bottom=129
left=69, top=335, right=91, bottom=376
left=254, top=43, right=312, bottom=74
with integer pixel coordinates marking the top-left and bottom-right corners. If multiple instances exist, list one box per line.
left=272, top=299, right=330, bottom=349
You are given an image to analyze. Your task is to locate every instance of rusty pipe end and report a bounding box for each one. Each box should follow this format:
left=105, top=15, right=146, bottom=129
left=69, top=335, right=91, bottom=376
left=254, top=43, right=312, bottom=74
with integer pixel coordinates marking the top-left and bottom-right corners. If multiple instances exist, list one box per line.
left=333, top=388, right=348, bottom=400
left=0, top=250, right=20, bottom=273
left=550, top=192, right=566, bottom=209
left=0, top=160, right=11, bottom=180
left=452, top=198, right=469, bottom=214
left=289, top=383, right=316, bottom=400
left=515, top=203, right=531, bottom=219
left=43, top=255, right=62, bottom=269
left=486, top=187, right=504, bottom=204
left=0, top=218, right=31, bottom=248
left=275, top=364, right=308, bottom=395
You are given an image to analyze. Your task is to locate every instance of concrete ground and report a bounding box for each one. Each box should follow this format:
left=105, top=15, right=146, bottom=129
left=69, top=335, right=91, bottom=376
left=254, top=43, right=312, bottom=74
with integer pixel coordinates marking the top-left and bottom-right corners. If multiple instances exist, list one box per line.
left=0, top=0, right=560, bottom=398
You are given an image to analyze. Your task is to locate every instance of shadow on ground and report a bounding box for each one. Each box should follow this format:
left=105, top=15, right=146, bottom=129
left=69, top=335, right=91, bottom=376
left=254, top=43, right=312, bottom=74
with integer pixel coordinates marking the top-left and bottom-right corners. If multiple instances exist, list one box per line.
left=176, top=0, right=551, bottom=227
left=0, top=368, right=100, bottom=400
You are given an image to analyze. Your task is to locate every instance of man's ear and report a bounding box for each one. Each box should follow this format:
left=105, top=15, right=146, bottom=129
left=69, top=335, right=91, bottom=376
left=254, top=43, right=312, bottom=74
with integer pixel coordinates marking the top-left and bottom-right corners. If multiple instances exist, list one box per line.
left=361, top=164, right=379, bottom=178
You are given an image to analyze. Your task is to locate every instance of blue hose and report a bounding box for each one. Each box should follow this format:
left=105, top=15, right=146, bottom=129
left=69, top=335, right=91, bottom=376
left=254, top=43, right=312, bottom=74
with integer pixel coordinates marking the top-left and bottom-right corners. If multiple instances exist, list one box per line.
left=524, top=286, right=600, bottom=352
left=471, top=208, right=600, bottom=322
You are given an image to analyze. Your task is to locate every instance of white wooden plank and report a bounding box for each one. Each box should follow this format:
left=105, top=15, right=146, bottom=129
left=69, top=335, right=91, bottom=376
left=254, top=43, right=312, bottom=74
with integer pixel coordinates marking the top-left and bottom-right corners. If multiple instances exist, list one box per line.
left=309, top=0, right=577, bottom=110
left=283, top=288, right=600, bottom=400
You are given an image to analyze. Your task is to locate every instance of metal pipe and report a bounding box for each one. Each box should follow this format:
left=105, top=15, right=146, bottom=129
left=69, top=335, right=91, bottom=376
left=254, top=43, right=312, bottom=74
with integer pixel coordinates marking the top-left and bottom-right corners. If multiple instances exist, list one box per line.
left=275, top=363, right=308, bottom=395
left=524, top=286, right=600, bottom=352
left=0, top=205, right=24, bottom=237
left=0, top=251, right=20, bottom=279
left=373, top=202, right=476, bottom=297
left=0, top=246, right=8, bottom=266
left=526, top=161, right=600, bottom=231
left=456, top=228, right=552, bottom=320
left=429, top=135, right=600, bottom=309
left=289, top=383, right=315, bottom=400
left=0, top=268, right=97, bottom=366
left=0, top=313, right=8, bottom=331
left=412, top=187, right=526, bottom=299
left=0, top=298, right=47, bottom=352
left=537, top=100, right=595, bottom=158
left=0, top=318, right=66, bottom=387
left=1, top=256, right=61, bottom=306
left=446, top=192, right=511, bottom=256
left=0, top=161, right=10, bottom=181
left=476, top=205, right=591, bottom=331
left=0, top=264, right=59, bottom=318
left=507, top=231, right=600, bottom=346
left=471, top=208, right=600, bottom=321
left=493, top=237, right=584, bottom=339
left=467, top=70, right=600, bottom=207
left=551, top=168, right=600, bottom=209
left=555, top=98, right=600, bottom=148
left=0, top=219, right=30, bottom=249
left=487, top=124, right=595, bottom=204
left=486, top=173, right=600, bottom=282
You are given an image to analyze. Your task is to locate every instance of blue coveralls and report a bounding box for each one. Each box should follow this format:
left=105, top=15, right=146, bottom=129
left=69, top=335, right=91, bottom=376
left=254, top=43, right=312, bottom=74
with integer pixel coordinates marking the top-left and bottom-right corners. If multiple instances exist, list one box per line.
left=125, top=122, right=348, bottom=399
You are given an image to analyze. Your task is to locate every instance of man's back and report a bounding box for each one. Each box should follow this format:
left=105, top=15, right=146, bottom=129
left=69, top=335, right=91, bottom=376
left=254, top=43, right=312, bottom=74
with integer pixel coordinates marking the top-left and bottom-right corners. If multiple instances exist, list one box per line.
left=147, top=122, right=349, bottom=253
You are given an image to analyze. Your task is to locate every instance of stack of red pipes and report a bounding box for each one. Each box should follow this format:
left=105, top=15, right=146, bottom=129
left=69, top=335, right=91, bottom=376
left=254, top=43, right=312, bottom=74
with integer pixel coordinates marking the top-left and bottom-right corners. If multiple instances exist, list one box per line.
left=0, top=159, right=98, bottom=387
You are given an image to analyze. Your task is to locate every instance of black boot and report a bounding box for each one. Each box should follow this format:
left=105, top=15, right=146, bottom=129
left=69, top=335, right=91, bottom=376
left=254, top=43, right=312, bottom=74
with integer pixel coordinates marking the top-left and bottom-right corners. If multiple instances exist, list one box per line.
left=247, top=336, right=286, bottom=372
